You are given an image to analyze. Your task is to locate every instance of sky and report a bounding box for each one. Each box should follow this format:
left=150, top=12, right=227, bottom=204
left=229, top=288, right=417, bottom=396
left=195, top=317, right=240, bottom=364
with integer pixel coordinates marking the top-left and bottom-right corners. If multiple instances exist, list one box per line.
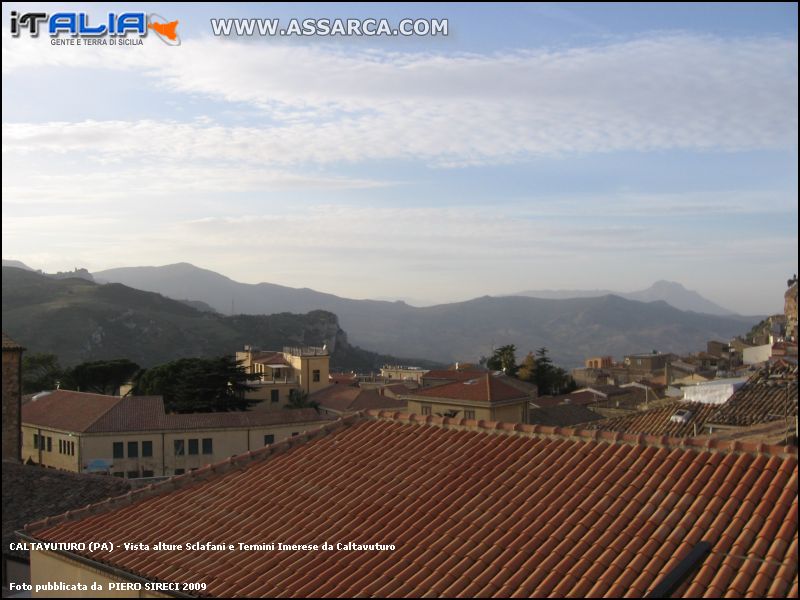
left=2, top=2, right=797, bottom=314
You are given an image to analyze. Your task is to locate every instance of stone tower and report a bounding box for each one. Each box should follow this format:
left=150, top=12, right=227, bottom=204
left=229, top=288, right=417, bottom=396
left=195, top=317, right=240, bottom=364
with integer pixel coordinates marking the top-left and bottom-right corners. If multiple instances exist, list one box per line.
left=2, top=332, right=25, bottom=462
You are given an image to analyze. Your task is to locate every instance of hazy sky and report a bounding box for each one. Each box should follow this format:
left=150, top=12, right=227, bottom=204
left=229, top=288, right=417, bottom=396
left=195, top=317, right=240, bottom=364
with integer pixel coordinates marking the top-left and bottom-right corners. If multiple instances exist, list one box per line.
left=2, top=2, right=797, bottom=314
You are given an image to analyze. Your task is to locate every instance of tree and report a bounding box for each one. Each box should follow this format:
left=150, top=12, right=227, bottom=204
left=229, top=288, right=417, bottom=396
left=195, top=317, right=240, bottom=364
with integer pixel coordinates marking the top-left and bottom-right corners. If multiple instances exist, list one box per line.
left=286, top=389, right=320, bottom=412
left=486, top=344, right=518, bottom=376
left=132, top=356, right=259, bottom=413
left=22, top=353, right=63, bottom=394
left=61, top=359, right=141, bottom=395
left=530, top=347, right=577, bottom=396
left=516, top=347, right=576, bottom=396
left=516, top=352, right=536, bottom=383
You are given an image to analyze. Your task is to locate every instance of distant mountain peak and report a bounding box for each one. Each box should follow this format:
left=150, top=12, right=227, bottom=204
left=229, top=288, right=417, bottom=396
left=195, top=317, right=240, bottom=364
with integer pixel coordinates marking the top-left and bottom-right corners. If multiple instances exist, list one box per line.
left=650, top=280, right=685, bottom=289
left=513, top=280, right=734, bottom=316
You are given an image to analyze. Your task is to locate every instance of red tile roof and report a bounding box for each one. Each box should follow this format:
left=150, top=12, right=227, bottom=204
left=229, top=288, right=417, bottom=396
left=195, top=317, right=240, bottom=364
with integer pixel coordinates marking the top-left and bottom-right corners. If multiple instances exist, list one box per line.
left=533, top=391, right=600, bottom=408
left=328, top=373, right=358, bottom=386
left=421, top=369, right=487, bottom=381
left=587, top=402, right=719, bottom=438
left=22, top=390, right=332, bottom=433
left=707, top=363, right=798, bottom=427
left=310, top=385, right=405, bottom=413
left=251, top=352, right=290, bottom=366
left=22, top=390, right=122, bottom=432
left=23, top=412, right=799, bottom=598
left=164, top=408, right=330, bottom=430
left=412, top=374, right=529, bottom=403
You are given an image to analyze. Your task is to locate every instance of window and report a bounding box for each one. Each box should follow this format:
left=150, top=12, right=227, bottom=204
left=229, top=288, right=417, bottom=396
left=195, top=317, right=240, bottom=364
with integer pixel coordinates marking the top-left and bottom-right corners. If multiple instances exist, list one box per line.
left=142, top=470, right=154, bottom=478
left=47, top=437, right=52, bottom=452
left=174, top=468, right=185, bottom=475
left=142, top=441, right=153, bottom=457
left=202, top=438, right=213, bottom=455
left=271, top=389, right=280, bottom=403
left=464, top=410, right=476, bottom=420
left=33, top=434, right=39, bottom=450
left=188, top=439, right=199, bottom=455
left=128, top=441, right=138, bottom=458
left=113, top=472, right=124, bottom=478
left=274, top=368, right=282, bottom=379
left=264, top=434, right=275, bottom=445
left=174, top=440, right=185, bottom=456
left=312, top=370, right=321, bottom=382
left=70, top=441, right=75, bottom=456
left=113, top=442, right=124, bottom=459
left=59, top=439, right=63, bottom=454
left=421, top=404, right=432, bottom=416
left=126, top=470, right=139, bottom=479
left=291, top=432, right=299, bottom=437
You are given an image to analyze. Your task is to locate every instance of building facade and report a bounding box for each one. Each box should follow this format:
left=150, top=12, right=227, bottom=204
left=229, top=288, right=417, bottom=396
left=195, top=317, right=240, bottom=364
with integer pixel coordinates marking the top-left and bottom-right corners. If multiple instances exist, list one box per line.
left=380, top=365, right=428, bottom=383
left=21, top=391, right=332, bottom=478
left=403, top=373, right=533, bottom=423
left=236, top=345, right=331, bottom=408
left=584, top=356, right=613, bottom=369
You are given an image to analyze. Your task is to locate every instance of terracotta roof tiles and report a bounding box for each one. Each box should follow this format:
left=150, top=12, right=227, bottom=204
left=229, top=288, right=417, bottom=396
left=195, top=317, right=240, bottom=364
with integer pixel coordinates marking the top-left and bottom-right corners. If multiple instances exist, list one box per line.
left=22, top=389, right=332, bottom=433
left=411, top=374, right=529, bottom=403
left=21, top=411, right=798, bottom=598
left=707, top=364, right=798, bottom=427
left=3, top=462, right=132, bottom=559
left=309, top=385, right=406, bottom=413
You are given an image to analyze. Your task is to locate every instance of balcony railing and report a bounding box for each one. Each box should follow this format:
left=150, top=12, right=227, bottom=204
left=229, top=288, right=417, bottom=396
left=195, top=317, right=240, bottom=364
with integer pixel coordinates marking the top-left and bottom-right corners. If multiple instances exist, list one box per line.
left=255, top=375, right=300, bottom=385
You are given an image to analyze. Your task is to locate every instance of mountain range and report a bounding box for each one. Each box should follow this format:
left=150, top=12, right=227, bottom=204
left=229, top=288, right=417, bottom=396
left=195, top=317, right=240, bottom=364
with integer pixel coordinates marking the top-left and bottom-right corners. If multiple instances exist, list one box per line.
left=511, top=280, right=734, bottom=315
left=91, top=263, right=758, bottom=366
left=1, top=267, right=439, bottom=371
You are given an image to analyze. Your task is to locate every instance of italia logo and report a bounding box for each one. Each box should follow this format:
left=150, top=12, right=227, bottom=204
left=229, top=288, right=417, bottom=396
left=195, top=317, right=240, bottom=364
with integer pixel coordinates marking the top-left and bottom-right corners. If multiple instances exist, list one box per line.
left=10, top=11, right=180, bottom=45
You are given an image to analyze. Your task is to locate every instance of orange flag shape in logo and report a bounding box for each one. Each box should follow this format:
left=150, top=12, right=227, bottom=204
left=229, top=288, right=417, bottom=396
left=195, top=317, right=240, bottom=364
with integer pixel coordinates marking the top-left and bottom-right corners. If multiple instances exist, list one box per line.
left=148, top=20, right=179, bottom=41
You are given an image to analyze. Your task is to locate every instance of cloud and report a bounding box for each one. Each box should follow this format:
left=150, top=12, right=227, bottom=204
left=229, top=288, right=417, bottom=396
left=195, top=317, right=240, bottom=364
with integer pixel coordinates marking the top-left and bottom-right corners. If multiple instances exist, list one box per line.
left=0, top=160, right=389, bottom=205
left=3, top=32, right=796, bottom=167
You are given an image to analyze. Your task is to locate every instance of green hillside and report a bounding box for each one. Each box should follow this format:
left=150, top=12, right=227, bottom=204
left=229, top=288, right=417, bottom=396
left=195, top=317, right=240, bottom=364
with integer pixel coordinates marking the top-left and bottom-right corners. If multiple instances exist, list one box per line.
left=1, top=267, right=436, bottom=372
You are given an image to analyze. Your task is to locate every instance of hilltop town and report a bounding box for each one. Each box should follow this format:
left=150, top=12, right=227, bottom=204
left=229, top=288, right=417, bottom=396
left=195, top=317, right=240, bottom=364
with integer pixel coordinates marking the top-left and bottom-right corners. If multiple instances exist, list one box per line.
left=2, top=4, right=797, bottom=596
left=2, top=276, right=797, bottom=597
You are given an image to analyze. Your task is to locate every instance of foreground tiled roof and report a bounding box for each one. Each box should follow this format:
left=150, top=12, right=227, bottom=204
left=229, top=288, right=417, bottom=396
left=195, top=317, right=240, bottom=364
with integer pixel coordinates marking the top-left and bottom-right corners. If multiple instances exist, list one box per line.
left=587, top=402, right=718, bottom=438
left=24, top=412, right=798, bottom=598
left=707, top=364, right=798, bottom=427
left=22, top=390, right=332, bottom=433
left=411, top=374, right=529, bottom=403
left=3, top=463, right=131, bottom=559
